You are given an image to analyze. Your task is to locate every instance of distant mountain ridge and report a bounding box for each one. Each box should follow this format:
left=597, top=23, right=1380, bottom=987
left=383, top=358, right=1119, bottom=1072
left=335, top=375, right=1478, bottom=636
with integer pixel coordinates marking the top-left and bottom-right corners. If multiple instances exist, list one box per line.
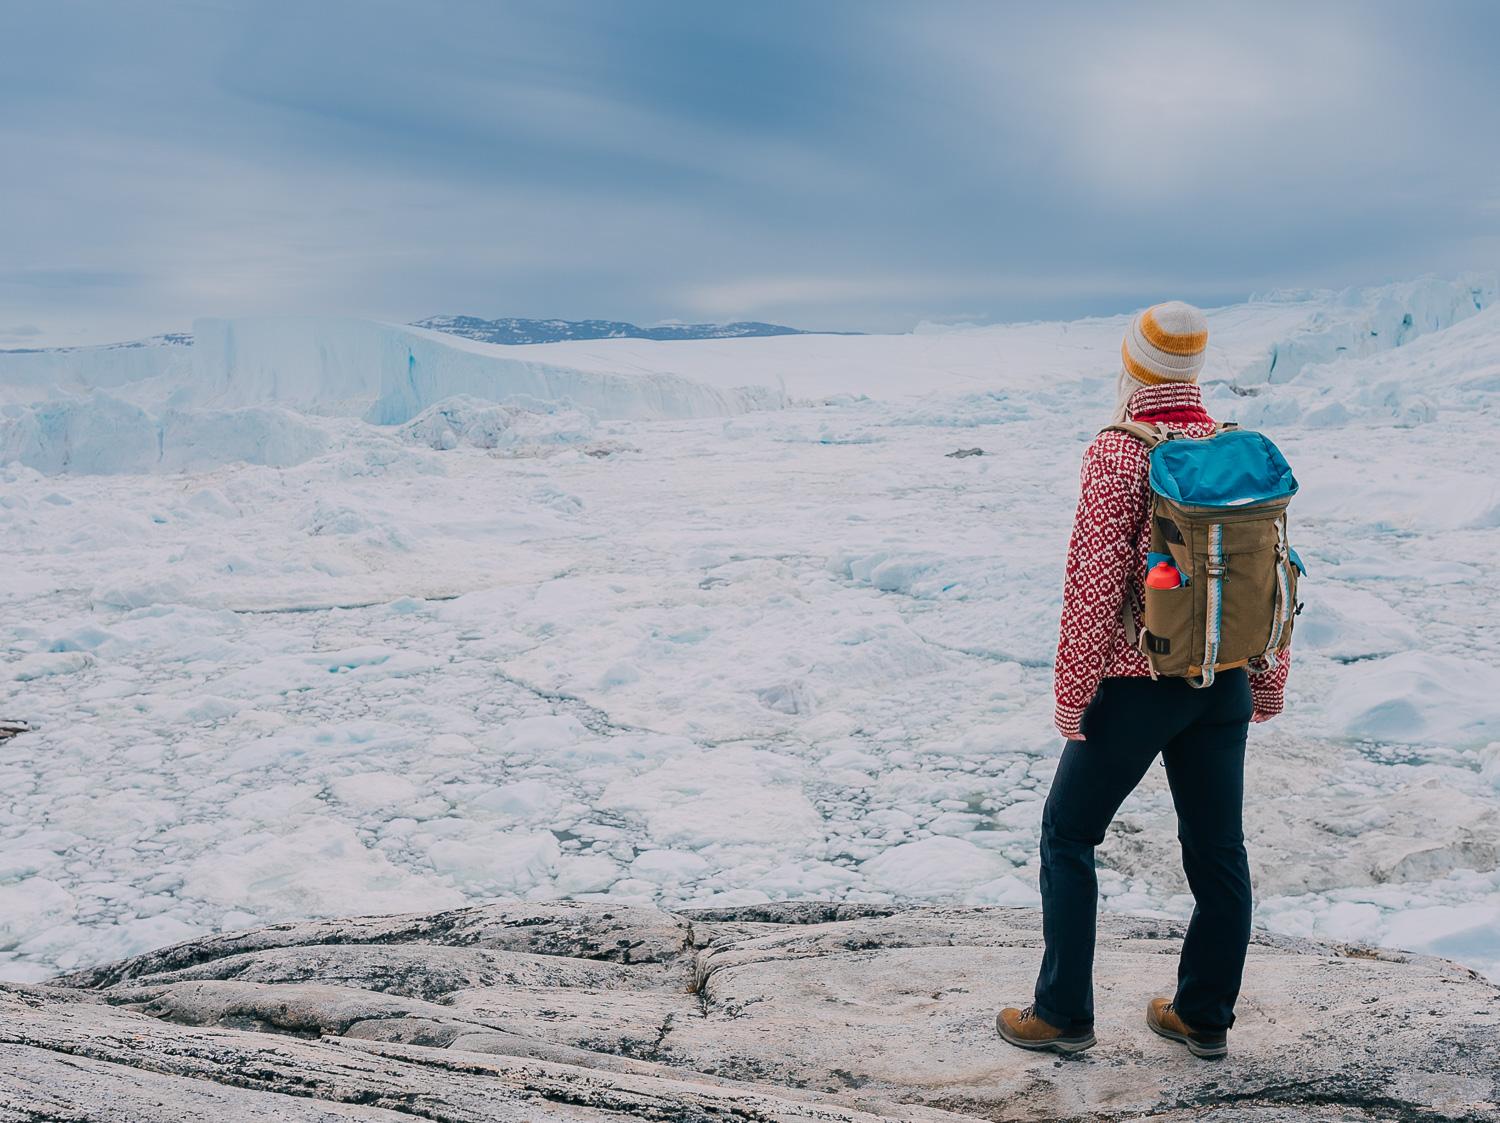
left=413, top=315, right=849, bottom=345
left=3, top=319, right=845, bottom=355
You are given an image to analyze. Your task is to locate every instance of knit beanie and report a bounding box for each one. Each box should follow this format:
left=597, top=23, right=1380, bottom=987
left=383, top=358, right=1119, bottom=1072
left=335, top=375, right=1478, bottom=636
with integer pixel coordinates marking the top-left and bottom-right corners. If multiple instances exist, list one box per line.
left=1112, top=301, right=1209, bottom=421
left=1121, top=301, right=1208, bottom=386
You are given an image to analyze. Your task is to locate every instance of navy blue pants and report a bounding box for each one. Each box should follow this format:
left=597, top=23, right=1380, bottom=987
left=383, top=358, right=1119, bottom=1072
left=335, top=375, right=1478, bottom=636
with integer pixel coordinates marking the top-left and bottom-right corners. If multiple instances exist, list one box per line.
left=1033, top=669, right=1253, bottom=1033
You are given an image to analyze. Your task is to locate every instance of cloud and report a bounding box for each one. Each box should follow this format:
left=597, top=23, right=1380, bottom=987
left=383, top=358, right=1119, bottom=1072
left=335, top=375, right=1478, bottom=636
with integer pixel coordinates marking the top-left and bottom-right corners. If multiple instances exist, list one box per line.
left=0, top=269, right=138, bottom=291
left=677, top=268, right=1221, bottom=321
left=1, top=0, right=1497, bottom=344
left=680, top=275, right=938, bottom=318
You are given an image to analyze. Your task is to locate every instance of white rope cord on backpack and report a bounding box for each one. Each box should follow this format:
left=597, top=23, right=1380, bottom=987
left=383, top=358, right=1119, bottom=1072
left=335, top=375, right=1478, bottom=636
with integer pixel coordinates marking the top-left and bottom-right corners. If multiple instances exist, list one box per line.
left=1195, top=522, right=1224, bottom=689
left=1259, top=514, right=1291, bottom=672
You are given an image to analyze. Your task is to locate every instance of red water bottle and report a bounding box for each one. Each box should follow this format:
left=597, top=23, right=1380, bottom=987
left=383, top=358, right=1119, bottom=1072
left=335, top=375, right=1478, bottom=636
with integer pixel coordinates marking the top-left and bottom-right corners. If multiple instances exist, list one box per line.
left=1146, top=561, right=1182, bottom=589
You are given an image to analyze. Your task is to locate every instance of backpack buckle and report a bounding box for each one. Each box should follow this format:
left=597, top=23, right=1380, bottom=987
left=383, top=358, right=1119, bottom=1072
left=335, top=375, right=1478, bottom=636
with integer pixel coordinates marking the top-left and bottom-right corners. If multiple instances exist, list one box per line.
left=1206, top=562, right=1227, bottom=579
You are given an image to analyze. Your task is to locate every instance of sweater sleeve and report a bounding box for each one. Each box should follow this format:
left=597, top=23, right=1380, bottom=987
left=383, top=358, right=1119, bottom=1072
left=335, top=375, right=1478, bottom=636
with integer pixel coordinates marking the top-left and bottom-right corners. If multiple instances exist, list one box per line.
left=1250, top=647, right=1291, bottom=717
left=1053, top=434, right=1149, bottom=739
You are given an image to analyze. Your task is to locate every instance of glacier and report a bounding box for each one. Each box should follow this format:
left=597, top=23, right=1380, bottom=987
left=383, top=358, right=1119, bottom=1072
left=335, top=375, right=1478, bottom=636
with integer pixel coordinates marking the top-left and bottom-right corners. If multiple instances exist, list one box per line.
left=0, top=316, right=771, bottom=474
left=1, top=276, right=1498, bottom=994
left=0, top=274, right=1492, bottom=476
left=0, top=333, right=193, bottom=405
left=1242, top=274, right=1496, bottom=383
left=188, top=316, right=770, bottom=423
left=0, top=396, right=331, bottom=475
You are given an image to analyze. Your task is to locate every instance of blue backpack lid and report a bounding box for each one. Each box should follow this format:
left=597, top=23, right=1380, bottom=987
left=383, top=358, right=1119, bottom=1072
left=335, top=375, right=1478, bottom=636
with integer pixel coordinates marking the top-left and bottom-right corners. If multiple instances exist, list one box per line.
left=1148, top=429, right=1298, bottom=509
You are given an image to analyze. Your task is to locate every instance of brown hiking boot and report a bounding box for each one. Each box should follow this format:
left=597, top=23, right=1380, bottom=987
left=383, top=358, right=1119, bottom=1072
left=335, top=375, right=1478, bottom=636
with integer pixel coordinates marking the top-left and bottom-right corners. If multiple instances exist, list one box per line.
left=1147, top=997, right=1227, bottom=1059
left=996, top=1004, right=1096, bottom=1054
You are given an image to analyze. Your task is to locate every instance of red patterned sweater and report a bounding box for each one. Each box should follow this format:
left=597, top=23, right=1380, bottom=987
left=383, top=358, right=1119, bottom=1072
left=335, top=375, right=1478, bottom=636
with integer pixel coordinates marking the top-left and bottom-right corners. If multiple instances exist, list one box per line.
left=1052, top=381, right=1291, bottom=740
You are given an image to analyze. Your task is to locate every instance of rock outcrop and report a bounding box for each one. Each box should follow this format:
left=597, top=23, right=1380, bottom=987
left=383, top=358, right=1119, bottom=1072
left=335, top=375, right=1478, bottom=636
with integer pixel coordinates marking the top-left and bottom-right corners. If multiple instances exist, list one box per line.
left=3, top=902, right=1498, bottom=1121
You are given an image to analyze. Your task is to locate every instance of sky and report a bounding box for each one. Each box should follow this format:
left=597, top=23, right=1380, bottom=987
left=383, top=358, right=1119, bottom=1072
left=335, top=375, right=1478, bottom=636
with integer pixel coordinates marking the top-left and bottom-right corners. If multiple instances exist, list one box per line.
left=2, top=0, right=1499, bottom=346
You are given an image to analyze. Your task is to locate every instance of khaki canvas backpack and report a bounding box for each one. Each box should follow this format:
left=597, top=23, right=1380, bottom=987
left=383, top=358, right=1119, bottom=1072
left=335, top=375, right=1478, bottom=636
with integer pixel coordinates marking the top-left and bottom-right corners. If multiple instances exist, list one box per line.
left=1104, top=421, right=1304, bottom=687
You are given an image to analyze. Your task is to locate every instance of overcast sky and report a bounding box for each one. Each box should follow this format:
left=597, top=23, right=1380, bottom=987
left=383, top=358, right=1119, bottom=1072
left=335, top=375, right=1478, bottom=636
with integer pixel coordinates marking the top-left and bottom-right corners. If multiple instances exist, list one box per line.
left=3, top=0, right=1498, bottom=345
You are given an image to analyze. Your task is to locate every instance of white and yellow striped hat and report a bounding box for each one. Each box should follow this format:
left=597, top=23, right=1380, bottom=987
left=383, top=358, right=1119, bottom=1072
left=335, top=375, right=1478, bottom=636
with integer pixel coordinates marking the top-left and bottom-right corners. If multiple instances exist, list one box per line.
left=1121, top=301, right=1208, bottom=385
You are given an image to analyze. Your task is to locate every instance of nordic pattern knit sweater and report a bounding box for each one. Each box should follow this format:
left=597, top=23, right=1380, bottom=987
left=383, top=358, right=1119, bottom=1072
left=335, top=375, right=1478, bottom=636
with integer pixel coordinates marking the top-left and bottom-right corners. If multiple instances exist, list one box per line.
left=1053, top=381, right=1291, bottom=740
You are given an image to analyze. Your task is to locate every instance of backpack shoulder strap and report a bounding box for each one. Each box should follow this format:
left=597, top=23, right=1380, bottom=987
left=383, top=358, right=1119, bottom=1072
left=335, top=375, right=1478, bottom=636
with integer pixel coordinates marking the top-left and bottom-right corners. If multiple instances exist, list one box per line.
left=1213, top=421, right=1240, bottom=435
left=1101, top=420, right=1168, bottom=449
left=1101, top=421, right=1164, bottom=652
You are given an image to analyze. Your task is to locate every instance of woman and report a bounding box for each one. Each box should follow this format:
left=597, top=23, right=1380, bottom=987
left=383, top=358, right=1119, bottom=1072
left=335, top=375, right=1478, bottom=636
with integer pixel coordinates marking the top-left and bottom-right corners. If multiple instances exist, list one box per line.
left=997, top=302, right=1290, bottom=1060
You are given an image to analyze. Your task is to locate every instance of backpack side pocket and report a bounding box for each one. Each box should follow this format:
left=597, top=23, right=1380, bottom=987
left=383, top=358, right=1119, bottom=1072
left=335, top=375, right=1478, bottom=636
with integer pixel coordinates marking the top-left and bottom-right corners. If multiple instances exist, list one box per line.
left=1142, top=581, right=1197, bottom=677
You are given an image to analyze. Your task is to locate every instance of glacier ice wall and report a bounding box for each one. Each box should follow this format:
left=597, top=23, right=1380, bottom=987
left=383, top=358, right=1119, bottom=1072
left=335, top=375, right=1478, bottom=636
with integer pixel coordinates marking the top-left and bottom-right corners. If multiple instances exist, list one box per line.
left=0, top=396, right=329, bottom=475
left=1233, top=301, right=1500, bottom=431
left=1236, top=274, right=1497, bottom=384
left=0, top=318, right=771, bottom=473
left=1, top=278, right=1494, bottom=476
left=0, top=336, right=192, bottom=406
left=188, top=317, right=767, bottom=424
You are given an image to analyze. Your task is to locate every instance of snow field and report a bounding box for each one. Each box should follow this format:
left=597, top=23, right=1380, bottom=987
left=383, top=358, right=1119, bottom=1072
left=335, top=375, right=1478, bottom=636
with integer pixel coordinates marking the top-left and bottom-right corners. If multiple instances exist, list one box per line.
left=3, top=275, right=1500, bottom=983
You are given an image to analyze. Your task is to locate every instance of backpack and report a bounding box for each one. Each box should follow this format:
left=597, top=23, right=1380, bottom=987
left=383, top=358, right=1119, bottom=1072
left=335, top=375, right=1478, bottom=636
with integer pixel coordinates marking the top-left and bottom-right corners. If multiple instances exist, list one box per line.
left=1104, top=420, right=1304, bottom=687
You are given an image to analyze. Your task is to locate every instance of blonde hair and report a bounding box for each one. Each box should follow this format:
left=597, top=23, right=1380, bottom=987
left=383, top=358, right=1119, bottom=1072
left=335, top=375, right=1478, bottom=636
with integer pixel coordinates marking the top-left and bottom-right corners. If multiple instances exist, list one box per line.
left=1110, top=367, right=1147, bottom=424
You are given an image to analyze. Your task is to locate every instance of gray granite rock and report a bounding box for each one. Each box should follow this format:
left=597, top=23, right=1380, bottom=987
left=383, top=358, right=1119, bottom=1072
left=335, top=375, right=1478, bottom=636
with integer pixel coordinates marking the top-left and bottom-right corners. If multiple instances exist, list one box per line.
left=4, top=902, right=1498, bottom=1122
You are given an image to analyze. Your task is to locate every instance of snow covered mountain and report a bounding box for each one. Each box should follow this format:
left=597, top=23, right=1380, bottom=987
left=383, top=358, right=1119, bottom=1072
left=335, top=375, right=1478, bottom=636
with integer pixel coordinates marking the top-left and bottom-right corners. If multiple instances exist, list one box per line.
left=412, top=314, right=829, bottom=344
left=2, top=273, right=1498, bottom=987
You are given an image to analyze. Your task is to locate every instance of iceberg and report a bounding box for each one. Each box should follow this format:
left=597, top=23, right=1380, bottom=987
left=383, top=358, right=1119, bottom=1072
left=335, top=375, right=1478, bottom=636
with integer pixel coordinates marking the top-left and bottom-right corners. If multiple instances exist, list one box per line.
left=187, top=317, right=767, bottom=424
left=1238, top=274, right=1496, bottom=384
left=0, top=334, right=192, bottom=406
left=0, top=317, right=772, bottom=474
left=0, top=396, right=330, bottom=475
